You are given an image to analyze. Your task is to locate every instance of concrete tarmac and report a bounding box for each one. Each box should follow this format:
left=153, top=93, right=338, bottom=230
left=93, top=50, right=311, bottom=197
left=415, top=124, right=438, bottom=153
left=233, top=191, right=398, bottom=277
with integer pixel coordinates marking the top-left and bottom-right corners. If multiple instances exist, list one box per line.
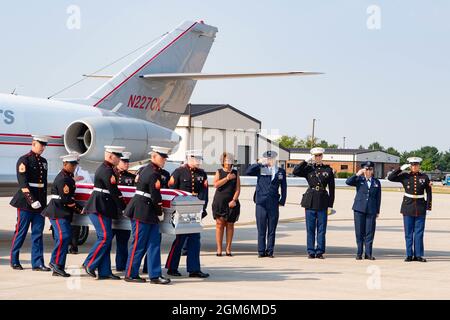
left=0, top=186, right=449, bottom=299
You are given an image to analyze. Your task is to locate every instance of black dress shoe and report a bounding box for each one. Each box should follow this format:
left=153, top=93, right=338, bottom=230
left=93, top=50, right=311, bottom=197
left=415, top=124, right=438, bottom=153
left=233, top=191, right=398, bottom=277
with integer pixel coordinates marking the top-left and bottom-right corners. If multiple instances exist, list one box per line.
left=98, top=274, right=121, bottom=280
left=11, top=263, right=23, bottom=270
left=124, top=276, right=146, bottom=283
left=52, top=270, right=71, bottom=277
left=32, top=265, right=51, bottom=272
left=308, top=254, right=316, bottom=259
left=216, top=253, right=222, bottom=257
left=365, top=255, right=376, bottom=260
left=415, top=256, right=427, bottom=262
left=267, top=254, right=275, bottom=258
left=189, top=271, right=210, bottom=278
left=167, top=269, right=182, bottom=276
left=150, top=276, right=171, bottom=284
left=50, top=263, right=70, bottom=277
left=116, top=269, right=125, bottom=272
left=404, top=256, right=413, bottom=262
left=226, top=252, right=233, bottom=257
left=356, top=255, right=363, bottom=260
left=83, top=265, right=97, bottom=278
left=316, top=254, right=325, bottom=259
left=258, top=252, right=267, bottom=258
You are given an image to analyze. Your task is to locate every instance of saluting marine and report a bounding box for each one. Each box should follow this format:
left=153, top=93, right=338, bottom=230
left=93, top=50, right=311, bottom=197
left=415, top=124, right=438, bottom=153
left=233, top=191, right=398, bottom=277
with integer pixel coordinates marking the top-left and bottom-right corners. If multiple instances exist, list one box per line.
left=124, top=146, right=171, bottom=284
left=10, top=135, right=51, bottom=271
left=41, top=152, right=83, bottom=277
left=82, top=146, right=127, bottom=280
left=165, top=150, right=210, bottom=278
left=293, top=147, right=335, bottom=259
left=388, top=157, right=432, bottom=262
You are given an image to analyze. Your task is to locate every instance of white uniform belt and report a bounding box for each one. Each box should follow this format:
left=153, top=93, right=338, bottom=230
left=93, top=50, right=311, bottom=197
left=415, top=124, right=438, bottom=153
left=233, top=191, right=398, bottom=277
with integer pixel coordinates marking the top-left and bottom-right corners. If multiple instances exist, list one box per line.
left=50, top=195, right=61, bottom=200
left=135, top=190, right=151, bottom=198
left=29, top=183, right=44, bottom=188
left=404, top=193, right=425, bottom=199
left=93, top=187, right=110, bottom=194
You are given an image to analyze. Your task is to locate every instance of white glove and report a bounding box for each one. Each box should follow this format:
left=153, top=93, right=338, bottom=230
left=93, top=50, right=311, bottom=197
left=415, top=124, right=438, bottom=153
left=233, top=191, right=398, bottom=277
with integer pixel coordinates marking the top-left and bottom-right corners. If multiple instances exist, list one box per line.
left=304, top=155, right=313, bottom=163
left=426, top=210, right=431, bottom=215
left=31, top=201, right=42, bottom=209
left=401, top=164, right=411, bottom=171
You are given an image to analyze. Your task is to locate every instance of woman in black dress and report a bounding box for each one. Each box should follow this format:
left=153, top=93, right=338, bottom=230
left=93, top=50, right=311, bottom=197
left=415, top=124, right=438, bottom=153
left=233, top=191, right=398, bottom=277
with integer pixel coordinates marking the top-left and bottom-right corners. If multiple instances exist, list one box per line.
left=212, top=152, right=241, bottom=256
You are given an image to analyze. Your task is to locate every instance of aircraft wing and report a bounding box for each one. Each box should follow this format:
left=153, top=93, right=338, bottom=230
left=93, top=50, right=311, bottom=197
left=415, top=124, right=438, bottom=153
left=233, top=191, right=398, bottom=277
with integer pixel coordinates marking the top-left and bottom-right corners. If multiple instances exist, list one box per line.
left=139, top=71, right=323, bottom=80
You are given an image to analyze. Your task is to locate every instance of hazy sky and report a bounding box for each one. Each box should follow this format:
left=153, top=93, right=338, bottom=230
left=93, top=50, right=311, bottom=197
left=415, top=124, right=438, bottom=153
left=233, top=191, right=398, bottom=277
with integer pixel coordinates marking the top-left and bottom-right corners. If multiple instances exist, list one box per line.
left=1, top=1, right=449, bottom=152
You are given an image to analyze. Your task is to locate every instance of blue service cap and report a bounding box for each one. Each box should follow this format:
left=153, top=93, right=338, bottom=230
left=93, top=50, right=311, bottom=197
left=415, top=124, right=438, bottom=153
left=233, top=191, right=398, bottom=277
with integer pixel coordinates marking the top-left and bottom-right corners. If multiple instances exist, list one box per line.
left=361, top=161, right=375, bottom=168
left=262, top=150, right=278, bottom=159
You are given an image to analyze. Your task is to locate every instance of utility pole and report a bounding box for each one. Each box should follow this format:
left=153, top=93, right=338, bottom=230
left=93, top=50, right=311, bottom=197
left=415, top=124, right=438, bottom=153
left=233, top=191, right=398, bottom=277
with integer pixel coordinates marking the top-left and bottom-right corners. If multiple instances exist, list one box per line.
left=343, top=136, right=346, bottom=149
left=311, top=118, right=316, bottom=147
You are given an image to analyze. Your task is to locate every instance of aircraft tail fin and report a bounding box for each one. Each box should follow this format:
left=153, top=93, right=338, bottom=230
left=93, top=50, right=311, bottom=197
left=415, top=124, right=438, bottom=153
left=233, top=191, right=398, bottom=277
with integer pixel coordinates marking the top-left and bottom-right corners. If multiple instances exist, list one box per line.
left=86, top=20, right=217, bottom=130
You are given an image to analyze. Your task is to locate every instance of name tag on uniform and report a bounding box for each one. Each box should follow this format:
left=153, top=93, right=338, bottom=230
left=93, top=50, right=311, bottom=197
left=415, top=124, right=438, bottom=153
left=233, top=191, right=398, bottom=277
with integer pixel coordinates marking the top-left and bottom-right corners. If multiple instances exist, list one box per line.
left=260, top=166, right=271, bottom=176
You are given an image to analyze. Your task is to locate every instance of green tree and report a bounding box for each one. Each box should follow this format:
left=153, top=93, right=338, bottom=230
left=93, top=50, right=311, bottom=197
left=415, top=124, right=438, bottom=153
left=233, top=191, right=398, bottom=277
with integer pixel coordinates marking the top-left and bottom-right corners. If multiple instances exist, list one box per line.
left=276, top=135, right=301, bottom=149
left=368, top=142, right=384, bottom=151
left=420, top=158, right=434, bottom=171
left=400, top=146, right=441, bottom=170
left=385, top=147, right=401, bottom=157
left=317, top=139, right=338, bottom=149
left=436, top=150, right=450, bottom=171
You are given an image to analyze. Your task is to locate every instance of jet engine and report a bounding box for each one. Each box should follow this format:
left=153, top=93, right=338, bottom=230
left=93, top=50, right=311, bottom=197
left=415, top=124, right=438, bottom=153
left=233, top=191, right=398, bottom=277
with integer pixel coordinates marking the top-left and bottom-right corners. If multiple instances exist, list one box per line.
left=64, top=116, right=181, bottom=162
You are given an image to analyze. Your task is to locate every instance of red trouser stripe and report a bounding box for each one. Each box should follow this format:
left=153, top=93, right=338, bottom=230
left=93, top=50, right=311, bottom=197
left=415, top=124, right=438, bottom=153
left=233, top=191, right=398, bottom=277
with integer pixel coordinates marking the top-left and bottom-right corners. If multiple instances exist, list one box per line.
left=10, top=209, right=21, bottom=263
left=87, top=214, right=107, bottom=268
left=55, top=219, right=63, bottom=265
left=127, top=220, right=139, bottom=278
left=166, top=236, right=180, bottom=269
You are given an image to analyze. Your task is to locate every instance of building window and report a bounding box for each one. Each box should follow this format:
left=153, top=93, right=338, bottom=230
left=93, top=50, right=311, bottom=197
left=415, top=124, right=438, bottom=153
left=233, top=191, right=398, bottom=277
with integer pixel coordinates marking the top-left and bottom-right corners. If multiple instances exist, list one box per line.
left=341, top=165, right=348, bottom=170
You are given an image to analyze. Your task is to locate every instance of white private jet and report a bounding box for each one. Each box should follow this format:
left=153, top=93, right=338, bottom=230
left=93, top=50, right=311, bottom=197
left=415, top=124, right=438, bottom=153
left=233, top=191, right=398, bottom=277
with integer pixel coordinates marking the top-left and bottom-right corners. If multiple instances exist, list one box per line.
left=0, top=20, right=320, bottom=187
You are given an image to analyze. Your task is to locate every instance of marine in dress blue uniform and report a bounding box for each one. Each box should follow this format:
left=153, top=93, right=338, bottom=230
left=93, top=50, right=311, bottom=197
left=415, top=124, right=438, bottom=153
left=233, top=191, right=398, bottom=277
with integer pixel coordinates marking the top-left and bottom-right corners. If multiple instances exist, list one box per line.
left=142, top=167, right=170, bottom=274
left=10, top=135, right=51, bottom=271
left=124, top=146, right=171, bottom=284
left=246, top=150, right=287, bottom=258
left=112, top=152, right=135, bottom=272
left=292, top=147, right=335, bottom=259
left=82, top=146, right=126, bottom=280
left=41, top=153, right=83, bottom=277
left=165, top=150, right=210, bottom=278
left=388, top=157, right=432, bottom=262
left=345, top=161, right=381, bottom=260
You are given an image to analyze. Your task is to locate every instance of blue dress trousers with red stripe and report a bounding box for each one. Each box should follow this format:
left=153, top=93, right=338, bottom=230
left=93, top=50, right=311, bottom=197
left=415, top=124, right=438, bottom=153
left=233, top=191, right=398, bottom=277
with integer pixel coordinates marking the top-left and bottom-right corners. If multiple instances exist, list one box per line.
left=10, top=151, right=48, bottom=268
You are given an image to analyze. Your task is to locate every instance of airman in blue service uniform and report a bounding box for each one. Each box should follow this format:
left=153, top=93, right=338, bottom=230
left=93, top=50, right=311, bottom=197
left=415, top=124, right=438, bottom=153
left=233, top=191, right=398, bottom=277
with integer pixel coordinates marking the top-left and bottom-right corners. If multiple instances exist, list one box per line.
left=293, top=147, right=335, bottom=259
left=124, top=146, right=171, bottom=284
left=113, top=151, right=135, bottom=272
left=346, top=161, right=381, bottom=260
left=82, top=146, right=127, bottom=280
left=165, top=150, right=210, bottom=278
left=246, top=150, right=287, bottom=258
left=42, top=152, right=83, bottom=277
left=388, top=157, right=432, bottom=262
left=10, top=135, right=51, bottom=271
